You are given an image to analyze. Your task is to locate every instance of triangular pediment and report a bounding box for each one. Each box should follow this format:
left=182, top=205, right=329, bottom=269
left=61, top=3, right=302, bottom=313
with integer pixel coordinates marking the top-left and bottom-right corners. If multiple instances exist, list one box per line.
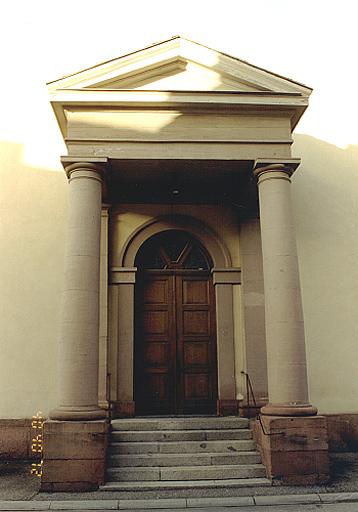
left=48, top=36, right=311, bottom=95
left=88, top=59, right=261, bottom=92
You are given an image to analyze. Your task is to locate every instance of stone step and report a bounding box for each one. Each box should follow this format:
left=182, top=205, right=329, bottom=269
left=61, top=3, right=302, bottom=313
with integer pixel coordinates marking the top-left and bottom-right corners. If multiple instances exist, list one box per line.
left=99, top=477, right=271, bottom=498
left=107, top=463, right=266, bottom=482
left=109, top=451, right=261, bottom=467
left=110, top=438, right=256, bottom=454
left=111, top=416, right=248, bottom=431
left=106, top=416, right=266, bottom=499
left=111, top=428, right=253, bottom=443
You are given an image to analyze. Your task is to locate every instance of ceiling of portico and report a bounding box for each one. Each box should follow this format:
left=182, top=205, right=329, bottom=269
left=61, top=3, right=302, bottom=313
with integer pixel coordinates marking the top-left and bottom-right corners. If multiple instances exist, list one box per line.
left=106, top=158, right=258, bottom=211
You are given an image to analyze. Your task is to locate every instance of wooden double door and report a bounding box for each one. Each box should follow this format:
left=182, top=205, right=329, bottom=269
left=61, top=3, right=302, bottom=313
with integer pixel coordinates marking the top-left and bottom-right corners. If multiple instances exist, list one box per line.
left=135, top=269, right=218, bottom=415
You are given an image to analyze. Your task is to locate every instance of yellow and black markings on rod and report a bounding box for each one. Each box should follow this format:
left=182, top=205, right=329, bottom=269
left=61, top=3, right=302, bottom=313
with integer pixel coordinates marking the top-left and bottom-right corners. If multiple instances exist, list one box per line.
left=30, top=411, right=44, bottom=477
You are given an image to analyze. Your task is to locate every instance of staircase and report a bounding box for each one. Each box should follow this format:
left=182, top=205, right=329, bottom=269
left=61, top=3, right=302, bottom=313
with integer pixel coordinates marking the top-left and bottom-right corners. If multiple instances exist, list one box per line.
left=100, top=416, right=270, bottom=498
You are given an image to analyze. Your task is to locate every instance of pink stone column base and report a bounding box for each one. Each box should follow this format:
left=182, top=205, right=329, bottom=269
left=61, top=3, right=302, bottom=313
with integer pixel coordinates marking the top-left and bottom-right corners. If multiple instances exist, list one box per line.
left=41, top=419, right=108, bottom=491
left=253, top=415, right=329, bottom=485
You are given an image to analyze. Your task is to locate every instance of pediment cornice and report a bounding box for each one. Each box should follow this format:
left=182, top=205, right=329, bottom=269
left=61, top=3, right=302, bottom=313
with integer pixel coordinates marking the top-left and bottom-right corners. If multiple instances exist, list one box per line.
left=48, top=36, right=312, bottom=95
left=48, top=37, right=312, bottom=139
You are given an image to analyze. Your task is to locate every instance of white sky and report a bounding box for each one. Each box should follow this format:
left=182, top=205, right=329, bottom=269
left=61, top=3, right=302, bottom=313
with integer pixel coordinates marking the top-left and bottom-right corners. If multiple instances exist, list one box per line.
left=1, top=0, right=357, bottom=169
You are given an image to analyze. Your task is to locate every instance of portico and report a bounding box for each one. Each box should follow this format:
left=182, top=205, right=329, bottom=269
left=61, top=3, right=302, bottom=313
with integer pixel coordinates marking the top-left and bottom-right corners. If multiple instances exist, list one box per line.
left=42, top=36, right=328, bottom=490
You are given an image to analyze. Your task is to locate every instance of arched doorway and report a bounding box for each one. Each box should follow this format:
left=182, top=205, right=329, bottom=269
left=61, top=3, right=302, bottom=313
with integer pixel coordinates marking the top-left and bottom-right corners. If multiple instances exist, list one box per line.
left=134, top=230, right=218, bottom=415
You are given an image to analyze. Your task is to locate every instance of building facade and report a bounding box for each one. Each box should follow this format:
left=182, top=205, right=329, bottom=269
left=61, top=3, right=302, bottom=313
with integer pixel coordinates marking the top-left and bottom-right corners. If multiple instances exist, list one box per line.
left=43, top=36, right=326, bottom=488
left=2, top=36, right=358, bottom=490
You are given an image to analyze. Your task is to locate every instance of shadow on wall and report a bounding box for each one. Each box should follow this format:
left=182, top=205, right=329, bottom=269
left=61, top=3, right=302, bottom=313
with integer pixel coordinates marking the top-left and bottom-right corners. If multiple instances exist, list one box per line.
left=292, top=134, right=358, bottom=415
left=0, top=140, right=68, bottom=419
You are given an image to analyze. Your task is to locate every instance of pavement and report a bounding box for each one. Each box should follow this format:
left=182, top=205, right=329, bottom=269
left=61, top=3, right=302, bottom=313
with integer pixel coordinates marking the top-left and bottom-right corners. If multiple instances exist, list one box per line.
left=2, top=495, right=358, bottom=511
left=0, top=453, right=358, bottom=511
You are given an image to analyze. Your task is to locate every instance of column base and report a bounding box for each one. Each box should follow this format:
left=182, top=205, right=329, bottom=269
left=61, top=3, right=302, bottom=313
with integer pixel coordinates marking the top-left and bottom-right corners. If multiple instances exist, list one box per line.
left=41, top=419, right=108, bottom=492
left=49, top=405, right=106, bottom=421
left=112, top=400, right=135, bottom=418
left=253, top=415, right=329, bottom=485
left=217, top=399, right=239, bottom=416
left=261, top=403, right=318, bottom=417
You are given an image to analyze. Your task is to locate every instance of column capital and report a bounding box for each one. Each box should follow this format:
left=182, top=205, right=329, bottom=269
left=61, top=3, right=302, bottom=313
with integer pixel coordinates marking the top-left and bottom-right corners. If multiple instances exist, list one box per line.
left=101, top=204, right=111, bottom=217
left=253, top=158, right=301, bottom=180
left=60, top=157, right=108, bottom=180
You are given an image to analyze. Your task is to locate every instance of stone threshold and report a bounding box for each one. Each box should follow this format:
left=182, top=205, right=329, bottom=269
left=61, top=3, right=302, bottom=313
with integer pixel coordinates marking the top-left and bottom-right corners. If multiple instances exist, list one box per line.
left=1, top=492, right=358, bottom=509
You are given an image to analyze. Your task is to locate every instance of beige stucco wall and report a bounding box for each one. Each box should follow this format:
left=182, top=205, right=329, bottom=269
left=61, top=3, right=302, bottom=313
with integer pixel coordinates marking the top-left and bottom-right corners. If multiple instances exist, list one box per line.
left=1, top=136, right=358, bottom=418
left=292, top=135, right=358, bottom=414
left=0, top=141, right=66, bottom=418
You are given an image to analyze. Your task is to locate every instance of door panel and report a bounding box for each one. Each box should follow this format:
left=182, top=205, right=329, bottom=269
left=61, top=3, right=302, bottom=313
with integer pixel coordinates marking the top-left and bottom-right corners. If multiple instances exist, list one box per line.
left=184, top=373, right=212, bottom=399
left=135, top=272, right=217, bottom=415
left=176, top=275, right=217, bottom=414
left=135, top=275, right=175, bottom=415
left=183, top=342, right=210, bottom=366
left=144, top=279, right=168, bottom=304
left=182, top=311, right=210, bottom=335
left=182, top=279, right=209, bottom=304
left=144, top=343, right=170, bottom=366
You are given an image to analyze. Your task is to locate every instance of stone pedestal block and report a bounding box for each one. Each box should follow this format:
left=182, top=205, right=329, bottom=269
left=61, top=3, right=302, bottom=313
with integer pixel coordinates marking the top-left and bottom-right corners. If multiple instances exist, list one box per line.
left=253, top=415, right=329, bottom=485
left=41, top=420, right=108, bottom=492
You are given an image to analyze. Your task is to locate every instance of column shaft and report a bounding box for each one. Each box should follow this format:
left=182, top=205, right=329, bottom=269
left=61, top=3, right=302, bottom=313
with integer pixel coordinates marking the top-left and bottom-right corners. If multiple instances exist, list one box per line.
left=255, top=165, right=317, bottom=416
left=50, top=163, right=106, bottom=420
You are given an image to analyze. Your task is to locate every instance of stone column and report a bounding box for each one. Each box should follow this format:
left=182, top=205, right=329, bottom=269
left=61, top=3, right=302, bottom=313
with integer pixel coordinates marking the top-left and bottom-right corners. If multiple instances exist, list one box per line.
left=50, top=162, right=106, bottom=421
left=254, top=161, right=316, bottom=417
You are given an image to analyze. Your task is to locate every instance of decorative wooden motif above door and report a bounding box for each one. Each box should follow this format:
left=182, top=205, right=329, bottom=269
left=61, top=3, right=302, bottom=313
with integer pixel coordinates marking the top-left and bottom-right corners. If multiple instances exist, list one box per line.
left=135, top=230, right=217, bottom=415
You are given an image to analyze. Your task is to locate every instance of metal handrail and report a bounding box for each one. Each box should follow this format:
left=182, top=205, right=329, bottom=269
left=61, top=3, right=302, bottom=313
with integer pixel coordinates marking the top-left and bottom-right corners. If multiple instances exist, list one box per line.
left=106, top=372, right=113, bottom=424
left=241, top=370, right=283, bottom=436
left=241, top=370, right=257, bottom=412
